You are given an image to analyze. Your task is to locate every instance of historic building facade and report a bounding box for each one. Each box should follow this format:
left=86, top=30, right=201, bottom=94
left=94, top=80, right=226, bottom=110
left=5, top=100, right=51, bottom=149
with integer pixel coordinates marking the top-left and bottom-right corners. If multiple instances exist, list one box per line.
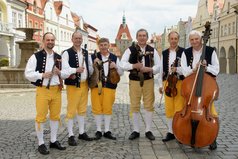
left=0, top=0, right=26, bottom=67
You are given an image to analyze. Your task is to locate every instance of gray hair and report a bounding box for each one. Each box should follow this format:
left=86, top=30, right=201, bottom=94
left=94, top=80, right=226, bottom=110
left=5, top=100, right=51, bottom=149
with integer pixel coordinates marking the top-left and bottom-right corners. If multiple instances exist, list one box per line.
left=136, top=28, right=148, bottom=38
left=189, top=30, right=202, bottom=39
left=168, top=31, right=180, bottom=39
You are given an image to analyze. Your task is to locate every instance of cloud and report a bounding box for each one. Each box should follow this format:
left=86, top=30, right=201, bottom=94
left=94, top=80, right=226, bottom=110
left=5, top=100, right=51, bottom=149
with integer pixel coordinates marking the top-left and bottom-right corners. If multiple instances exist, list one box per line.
left=70, top=0, right=199, bottom=42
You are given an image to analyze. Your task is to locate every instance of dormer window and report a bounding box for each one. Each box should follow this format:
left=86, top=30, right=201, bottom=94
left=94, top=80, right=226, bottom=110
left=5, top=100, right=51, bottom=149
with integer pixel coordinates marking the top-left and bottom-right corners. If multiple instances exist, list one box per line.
left=33, top=1, right=38, bottom=14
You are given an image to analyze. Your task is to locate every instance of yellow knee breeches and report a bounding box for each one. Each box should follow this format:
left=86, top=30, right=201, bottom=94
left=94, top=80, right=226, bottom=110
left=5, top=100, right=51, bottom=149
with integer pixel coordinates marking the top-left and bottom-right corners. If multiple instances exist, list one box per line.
left=129, top=79, right=155, bottom=113
left=66, top=82, right=89, bottom=119
left=35, top=86, right=62, bottom=123
left=91, top=87, right=115, bottom=115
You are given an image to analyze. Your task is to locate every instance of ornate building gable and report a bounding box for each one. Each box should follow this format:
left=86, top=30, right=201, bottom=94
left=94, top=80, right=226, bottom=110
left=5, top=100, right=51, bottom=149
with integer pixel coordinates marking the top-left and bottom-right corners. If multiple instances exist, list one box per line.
left=193, top=0, right=211, bottom=31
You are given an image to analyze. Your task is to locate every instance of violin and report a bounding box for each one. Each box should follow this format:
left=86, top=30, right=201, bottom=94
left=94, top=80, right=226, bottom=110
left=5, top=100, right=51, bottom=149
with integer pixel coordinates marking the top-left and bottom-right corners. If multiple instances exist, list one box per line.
left=165, top=58, right=180, bottom=97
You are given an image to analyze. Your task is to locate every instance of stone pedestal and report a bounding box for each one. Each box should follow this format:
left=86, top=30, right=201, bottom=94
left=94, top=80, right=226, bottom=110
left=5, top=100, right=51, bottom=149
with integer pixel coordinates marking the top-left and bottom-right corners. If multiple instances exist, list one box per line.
left=16, top=28, right=41, bottom=68
left=16, top=41, right=39, bottom=68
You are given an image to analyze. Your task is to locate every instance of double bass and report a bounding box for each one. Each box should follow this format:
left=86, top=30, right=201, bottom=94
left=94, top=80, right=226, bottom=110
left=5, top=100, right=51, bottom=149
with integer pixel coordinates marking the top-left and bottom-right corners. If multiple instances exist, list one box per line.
left=172, top=22, right=219, bottom=148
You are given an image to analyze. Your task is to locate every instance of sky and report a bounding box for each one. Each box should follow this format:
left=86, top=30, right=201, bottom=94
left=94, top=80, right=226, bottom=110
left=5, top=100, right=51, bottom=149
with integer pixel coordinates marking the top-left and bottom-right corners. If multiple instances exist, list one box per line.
left=70, top=0, right=199, bottom=42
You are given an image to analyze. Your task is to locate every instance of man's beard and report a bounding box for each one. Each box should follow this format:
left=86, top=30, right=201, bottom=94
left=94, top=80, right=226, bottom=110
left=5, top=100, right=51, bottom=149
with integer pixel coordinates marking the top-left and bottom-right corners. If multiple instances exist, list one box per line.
left=47, top=44, right=54, bottom=49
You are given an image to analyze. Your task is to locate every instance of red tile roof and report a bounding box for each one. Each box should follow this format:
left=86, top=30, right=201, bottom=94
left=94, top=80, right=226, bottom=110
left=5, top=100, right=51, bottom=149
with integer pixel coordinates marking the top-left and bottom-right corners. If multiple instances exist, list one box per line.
left=115, top=24, right=132, bottom=41
left=54, top=1, right=63, bottom=16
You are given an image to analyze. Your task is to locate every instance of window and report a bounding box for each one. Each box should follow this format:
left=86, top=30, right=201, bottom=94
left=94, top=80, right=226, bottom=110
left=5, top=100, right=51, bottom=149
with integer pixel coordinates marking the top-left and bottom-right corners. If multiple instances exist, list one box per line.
left=35, top=22, right=38, bottom=29
left=29, top=20, right=33, bottom=28
left=12, top=12, right=17, bottom=27
left=232, top=22, right=235, bottom=34
left=40, top=23, right=43, bottom=35
left=221, top=26, right=223, bottom=37
left=18, top=13, right=23, bottom=27
left=66, top=14, right=68, bottom=25
left=0, top=8, right=2, bottom=22
left=33, top=1, right=38, bottom=14
left=224, top=24, right=227, bottom=36
left=228, top=23, right=231, bottom=35
left=61, top=31, right=63, bottom=40
left=50, top=7, right=53, bottom=20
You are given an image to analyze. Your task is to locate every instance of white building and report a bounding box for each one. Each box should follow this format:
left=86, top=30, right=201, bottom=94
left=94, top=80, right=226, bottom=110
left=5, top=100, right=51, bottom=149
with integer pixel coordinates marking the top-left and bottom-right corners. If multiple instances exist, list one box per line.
left=44, top=0, right=75, bottom=53
left=0, top=0, right=26, bottom=67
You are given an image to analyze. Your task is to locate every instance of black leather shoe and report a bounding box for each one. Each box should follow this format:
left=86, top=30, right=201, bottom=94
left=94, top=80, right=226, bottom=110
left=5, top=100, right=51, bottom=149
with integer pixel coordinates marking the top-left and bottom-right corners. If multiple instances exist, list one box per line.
left=49, top=141, right=66, bottom=150
left=78, top=133, right=93, bottom=141
left=162, top=132, right=175, bottom=142
left=209, top=140, right=217, bottom=150
left=128, top=131, right=140, bottom=140
left=68, top=136, right=77, bottom=146
left=95, top=131, right=102, bottom=140
left=38, top=144, right=49, bottom=155
left=103, top=131, right=116, bottom=140
left=145, top=131, right=155, bottom=140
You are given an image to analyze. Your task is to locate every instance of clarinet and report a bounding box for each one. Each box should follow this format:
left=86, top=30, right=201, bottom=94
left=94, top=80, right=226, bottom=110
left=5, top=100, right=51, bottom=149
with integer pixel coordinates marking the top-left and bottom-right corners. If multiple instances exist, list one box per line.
left=46, top=62, right=56, bottom=89
left=75, top=44, right=87, bottom=87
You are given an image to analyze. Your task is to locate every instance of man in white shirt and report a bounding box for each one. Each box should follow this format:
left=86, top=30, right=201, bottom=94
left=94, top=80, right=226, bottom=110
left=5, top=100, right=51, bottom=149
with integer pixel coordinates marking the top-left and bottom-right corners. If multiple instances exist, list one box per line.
left=61, top=32, right=94, bottom=145
left=120, top=29, right=162, bottom=140
left=180, top=30, right=220, bottom=150
left=159, top=31, right=185, bottom=142
left=91, top=38, right=123, bottom=140
left=25, top=32, right=66, bottom=155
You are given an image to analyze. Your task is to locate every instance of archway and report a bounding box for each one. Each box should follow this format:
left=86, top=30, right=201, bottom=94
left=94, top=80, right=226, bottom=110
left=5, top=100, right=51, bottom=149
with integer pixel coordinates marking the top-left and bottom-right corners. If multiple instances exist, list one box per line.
left=219, top=47, right=226, bottom=73
left=228, top=46, right=236, bottom=74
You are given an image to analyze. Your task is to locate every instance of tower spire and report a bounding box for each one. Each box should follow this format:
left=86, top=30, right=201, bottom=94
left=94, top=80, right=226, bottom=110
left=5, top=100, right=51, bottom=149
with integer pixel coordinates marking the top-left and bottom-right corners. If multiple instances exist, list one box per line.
left=122, top=11, right=126, bottom=28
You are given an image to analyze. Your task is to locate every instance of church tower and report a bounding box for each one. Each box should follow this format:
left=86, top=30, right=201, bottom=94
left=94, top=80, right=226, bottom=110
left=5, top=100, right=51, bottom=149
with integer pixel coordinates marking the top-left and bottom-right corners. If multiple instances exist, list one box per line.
left=115, top=12, right=132, bottom=56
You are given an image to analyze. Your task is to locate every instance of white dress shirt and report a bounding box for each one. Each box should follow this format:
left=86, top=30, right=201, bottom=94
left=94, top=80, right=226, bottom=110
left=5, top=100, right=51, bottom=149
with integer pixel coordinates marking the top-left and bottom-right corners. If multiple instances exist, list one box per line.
left=167, top=49, right=183, bottom=75
left=120, top=45, right=162, bottom=87
left=25, top=51, right=60, bottom=86
left=61, top=48, right=93, bottom=81
left=96, top=53, right=124, bottom=81
left=181, top=47, right=220, bottom=77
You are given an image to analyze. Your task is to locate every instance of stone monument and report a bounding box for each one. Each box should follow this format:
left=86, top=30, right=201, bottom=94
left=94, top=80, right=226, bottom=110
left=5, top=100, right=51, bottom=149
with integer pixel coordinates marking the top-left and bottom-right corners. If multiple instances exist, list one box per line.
left=0, top=28, right=41, bottom=88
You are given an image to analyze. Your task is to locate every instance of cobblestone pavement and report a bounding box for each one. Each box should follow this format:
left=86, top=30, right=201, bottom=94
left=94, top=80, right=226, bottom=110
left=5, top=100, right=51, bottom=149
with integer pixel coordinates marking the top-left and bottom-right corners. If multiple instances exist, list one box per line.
left=0, top=74, right=237, bottom=159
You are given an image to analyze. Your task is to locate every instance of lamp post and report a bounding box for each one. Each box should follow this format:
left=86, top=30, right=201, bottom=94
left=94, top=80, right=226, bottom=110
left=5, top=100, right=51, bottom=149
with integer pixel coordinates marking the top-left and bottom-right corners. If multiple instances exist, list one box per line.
left=232, top=3, right=238, bottom=73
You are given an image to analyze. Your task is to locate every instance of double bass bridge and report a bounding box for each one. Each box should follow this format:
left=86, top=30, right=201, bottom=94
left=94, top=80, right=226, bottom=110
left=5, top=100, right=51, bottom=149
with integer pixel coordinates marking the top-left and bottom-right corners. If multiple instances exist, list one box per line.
left=191, top=109, right=203, bottom=115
